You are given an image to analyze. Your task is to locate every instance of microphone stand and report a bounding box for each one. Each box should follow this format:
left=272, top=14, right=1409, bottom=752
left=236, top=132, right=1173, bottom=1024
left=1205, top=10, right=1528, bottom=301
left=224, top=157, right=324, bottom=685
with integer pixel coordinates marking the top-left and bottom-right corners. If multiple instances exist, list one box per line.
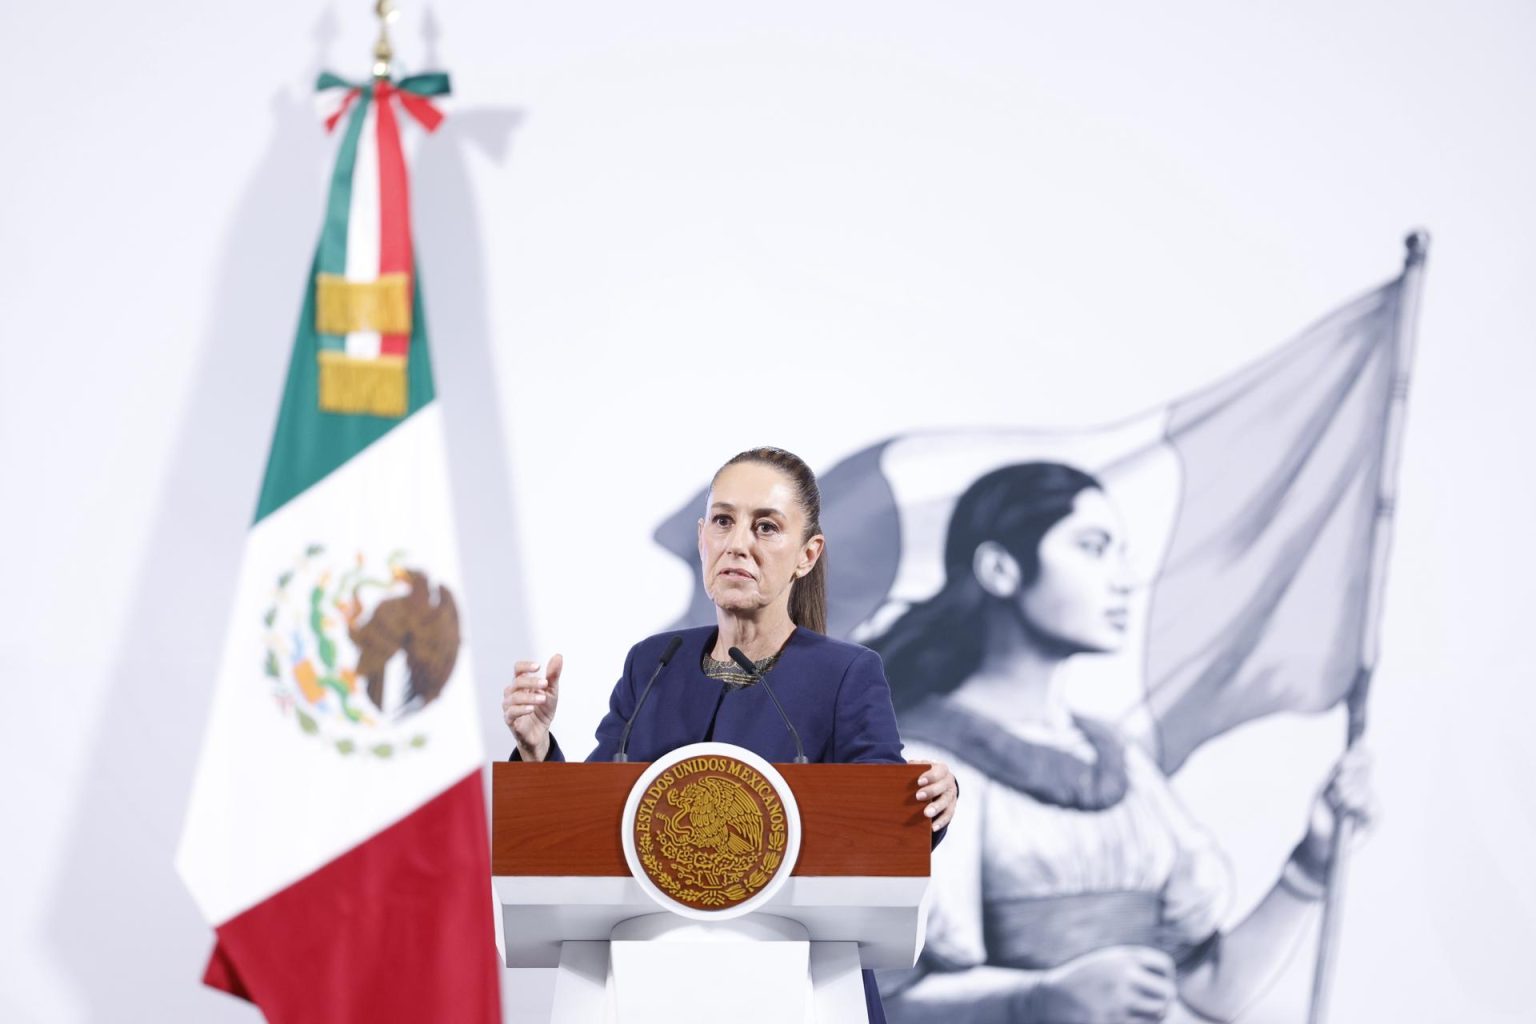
left=728, top=646, right=808, bottom=764
left=614, top=635, right=684, bottom=762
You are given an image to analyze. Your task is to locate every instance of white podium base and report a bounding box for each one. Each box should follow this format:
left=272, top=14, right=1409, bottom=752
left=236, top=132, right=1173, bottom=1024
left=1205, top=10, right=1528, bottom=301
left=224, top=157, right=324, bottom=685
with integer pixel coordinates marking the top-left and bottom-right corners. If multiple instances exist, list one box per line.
left=548, top=914, right=869, bottom=1024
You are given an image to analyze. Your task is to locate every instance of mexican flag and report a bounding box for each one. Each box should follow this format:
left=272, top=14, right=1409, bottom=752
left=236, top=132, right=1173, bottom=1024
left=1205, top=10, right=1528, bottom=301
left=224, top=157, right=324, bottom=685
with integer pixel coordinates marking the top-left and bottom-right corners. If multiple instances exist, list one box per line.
left=175, top=71, right=500, bottom=1022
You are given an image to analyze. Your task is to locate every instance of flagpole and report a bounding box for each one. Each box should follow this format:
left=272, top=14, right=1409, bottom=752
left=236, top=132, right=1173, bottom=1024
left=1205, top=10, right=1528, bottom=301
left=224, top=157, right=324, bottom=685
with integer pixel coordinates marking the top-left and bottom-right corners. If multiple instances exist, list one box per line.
left=1306, top=229, right=1429, bottom=1024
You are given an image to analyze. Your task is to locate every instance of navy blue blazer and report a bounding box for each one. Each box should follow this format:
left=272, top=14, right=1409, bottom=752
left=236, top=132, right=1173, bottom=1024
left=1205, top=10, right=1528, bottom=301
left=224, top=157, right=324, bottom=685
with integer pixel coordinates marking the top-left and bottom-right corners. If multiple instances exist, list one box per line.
left=538, top=625, right=905, bottom=765
left=512, top=625, right=924, bottom=1024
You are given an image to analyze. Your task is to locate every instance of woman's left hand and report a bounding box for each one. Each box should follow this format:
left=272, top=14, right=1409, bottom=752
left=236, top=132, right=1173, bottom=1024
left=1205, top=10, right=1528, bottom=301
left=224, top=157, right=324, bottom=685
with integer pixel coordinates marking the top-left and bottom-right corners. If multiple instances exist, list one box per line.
left=915, top=761, right=959, bottom=832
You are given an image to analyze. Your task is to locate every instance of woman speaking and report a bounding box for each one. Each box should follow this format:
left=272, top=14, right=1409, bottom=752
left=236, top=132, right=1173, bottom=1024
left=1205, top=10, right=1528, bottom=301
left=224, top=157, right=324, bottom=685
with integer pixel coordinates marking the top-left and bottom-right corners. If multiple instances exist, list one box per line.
left=502, top=446, right=958, bottom=1024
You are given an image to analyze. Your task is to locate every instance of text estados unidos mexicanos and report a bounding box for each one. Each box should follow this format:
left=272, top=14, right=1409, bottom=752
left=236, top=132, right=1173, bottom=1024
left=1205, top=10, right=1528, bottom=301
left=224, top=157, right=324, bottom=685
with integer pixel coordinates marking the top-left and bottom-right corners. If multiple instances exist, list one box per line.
left=634, top=758, right=785, bottom=836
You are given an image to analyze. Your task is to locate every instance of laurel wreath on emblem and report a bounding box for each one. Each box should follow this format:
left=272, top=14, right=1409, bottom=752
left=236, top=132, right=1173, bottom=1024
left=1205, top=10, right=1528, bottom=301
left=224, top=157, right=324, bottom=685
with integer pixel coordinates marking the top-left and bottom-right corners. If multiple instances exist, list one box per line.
left=261, top=544, right=461, bottom=758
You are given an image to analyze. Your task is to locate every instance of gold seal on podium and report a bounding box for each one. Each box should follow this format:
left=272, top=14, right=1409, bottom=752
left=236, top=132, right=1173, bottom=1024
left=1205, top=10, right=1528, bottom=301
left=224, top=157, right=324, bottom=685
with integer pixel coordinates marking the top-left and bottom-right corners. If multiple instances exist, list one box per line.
left=623, top=743, right=801, bottom=916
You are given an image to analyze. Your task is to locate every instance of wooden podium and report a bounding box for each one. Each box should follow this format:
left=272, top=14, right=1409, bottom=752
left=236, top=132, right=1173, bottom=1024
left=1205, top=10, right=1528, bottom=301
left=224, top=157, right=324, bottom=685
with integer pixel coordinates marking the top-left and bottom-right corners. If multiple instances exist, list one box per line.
left=492, top=753, right=932, bottom=1024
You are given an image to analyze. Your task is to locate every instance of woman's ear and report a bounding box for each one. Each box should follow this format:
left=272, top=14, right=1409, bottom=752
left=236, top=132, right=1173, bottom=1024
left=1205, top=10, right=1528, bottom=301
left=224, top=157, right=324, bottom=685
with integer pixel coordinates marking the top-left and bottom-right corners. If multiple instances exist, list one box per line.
left=797, top=534, right=826, bottom=578
left=973, top=540, right=1022, bottom=598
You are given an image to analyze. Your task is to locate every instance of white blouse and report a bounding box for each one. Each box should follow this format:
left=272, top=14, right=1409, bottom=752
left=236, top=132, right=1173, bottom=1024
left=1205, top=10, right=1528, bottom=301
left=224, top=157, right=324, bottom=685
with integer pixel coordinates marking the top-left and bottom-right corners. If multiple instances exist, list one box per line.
left=910, top=726, right=1232, bottom=974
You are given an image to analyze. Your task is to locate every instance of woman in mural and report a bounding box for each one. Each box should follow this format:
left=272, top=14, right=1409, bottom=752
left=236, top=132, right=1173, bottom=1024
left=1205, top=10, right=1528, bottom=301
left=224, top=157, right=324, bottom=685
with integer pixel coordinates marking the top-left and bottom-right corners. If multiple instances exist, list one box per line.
left=872, top=462, right=1374, bottom=1024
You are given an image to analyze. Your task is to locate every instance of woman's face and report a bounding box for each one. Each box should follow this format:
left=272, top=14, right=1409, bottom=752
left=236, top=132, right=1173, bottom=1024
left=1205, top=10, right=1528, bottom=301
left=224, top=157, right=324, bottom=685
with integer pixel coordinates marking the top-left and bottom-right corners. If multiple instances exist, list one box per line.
left=1016, top=488, right=1133, bottom=654
left=698, top=462, right=823, bottom=621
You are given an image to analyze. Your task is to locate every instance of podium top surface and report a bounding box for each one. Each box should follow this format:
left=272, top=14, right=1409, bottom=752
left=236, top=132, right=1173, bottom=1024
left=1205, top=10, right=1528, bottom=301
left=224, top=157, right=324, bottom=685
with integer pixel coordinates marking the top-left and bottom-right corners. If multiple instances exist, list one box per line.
left=492, top=761, right=931, bottom=878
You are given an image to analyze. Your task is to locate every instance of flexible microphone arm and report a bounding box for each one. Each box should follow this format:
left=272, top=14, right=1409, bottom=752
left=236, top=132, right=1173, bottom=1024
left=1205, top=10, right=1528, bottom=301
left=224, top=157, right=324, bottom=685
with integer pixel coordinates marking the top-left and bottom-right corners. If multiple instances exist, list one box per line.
left=614, top=635, right=684, bottom=762
left=728, top=646, right=808, bottom=764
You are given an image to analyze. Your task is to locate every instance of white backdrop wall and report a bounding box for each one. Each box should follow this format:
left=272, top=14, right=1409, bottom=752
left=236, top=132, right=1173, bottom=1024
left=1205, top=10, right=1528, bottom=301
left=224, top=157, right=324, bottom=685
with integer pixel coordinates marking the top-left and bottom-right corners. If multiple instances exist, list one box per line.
left=2, top=2, right=1533, bottom=1021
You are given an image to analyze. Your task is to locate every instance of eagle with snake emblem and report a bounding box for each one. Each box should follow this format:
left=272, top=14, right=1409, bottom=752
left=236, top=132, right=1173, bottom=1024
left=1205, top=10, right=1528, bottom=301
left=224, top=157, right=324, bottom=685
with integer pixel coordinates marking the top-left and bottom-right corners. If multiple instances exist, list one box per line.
left=663, top=776, right=765, bottom=857
left=339, top=565, right=460, bottom=716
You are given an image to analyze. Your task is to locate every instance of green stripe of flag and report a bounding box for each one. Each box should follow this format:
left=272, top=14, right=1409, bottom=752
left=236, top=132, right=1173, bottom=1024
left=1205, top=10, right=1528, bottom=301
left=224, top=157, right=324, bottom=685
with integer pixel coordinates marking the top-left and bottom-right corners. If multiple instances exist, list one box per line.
left=252, top=265, right=436, bottom=524
left=314, top=88, right=371, bottom=356
left=317, top=88, right=371, bottom=278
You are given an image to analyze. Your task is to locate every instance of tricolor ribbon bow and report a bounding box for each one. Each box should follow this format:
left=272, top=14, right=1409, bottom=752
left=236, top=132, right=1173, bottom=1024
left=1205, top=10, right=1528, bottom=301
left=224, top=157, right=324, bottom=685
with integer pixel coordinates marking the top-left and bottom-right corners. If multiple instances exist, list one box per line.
left=309, top=71, right=451, bottom=418
left=315, top=70, right=451, bottom=134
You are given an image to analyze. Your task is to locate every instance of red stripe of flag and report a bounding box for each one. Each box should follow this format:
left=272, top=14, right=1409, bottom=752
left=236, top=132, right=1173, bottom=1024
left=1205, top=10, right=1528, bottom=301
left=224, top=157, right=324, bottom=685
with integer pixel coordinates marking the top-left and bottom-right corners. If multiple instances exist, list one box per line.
left=202, top=771, right=500, bottom=1023
left=374, top=81, right=412, bottom=359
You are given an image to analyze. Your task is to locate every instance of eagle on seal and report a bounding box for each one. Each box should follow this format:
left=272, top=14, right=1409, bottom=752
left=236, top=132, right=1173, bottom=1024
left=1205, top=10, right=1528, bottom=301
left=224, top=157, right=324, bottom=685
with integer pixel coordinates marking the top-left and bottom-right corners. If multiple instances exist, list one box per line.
left=664, top=776, right=764, bottom=856
left=343, top=567, right=461, bottom=715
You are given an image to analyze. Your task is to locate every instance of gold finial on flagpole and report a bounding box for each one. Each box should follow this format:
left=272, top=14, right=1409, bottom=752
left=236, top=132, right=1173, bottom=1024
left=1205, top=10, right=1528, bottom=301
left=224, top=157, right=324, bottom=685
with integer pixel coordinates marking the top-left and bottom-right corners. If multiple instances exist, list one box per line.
left=372, top=0, right=398, bottom=79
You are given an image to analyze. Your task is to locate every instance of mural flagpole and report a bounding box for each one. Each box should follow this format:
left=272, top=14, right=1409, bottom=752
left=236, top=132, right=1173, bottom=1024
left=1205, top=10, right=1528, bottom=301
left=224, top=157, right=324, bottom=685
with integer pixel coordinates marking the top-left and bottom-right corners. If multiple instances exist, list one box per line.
left=1307, top=229, right=1430, bottom=1024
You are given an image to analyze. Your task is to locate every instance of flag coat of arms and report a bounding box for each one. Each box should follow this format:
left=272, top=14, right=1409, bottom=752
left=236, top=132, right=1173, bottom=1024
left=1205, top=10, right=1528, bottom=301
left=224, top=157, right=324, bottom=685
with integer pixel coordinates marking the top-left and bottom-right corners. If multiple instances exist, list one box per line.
left=176, top=70, right=500, bottom=1023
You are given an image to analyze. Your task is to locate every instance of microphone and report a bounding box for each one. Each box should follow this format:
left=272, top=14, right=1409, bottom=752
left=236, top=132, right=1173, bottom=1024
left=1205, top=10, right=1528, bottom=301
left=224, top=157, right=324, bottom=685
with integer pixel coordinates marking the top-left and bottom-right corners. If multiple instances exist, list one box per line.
left=614, top=635, right=685, bottom=762
left=728, top=646, right=808, bottom=764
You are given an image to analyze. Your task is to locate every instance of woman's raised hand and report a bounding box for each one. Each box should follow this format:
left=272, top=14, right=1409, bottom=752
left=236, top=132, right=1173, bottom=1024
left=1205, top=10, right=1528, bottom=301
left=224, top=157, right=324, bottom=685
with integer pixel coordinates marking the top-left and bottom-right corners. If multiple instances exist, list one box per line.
left=503, top=655, right=563, bottom=762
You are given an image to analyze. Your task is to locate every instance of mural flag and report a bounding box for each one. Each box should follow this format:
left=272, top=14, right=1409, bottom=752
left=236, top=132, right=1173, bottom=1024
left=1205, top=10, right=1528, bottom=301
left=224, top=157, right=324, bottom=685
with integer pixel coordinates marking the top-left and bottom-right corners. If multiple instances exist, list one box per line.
left=655, top=243, right=1424, bottom=774
left=175, top=70, right=500, bottom=1022
left=1135, top=258, right=1415, bottom=771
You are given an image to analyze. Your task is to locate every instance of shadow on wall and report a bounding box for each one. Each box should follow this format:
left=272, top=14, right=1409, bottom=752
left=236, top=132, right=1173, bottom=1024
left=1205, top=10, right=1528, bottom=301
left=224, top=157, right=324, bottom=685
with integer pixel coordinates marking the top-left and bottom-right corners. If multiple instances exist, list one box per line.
left=39, top=77, right=531, bottom=1022
left=414, top=106, right=532, bottom=772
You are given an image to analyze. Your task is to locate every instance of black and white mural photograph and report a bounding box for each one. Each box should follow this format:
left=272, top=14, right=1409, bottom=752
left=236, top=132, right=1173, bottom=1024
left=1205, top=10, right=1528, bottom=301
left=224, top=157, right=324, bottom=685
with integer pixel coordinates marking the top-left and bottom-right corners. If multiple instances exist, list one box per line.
left=1, top=2, right=1531, bottom=1023
left=654, top=254, right=1414, bottom=1022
